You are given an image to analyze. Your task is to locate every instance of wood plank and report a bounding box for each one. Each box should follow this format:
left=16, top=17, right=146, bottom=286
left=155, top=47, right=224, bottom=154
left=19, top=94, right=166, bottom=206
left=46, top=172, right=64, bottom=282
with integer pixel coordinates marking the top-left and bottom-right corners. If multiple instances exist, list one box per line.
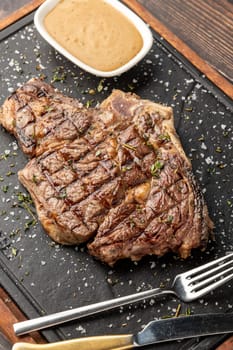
left=0, top=0, right=44, bottom=31
left=0, top=287, right=46, bottom=345
left=0, top=0, right=32, bottom=20
left=137, top=0, right=233, bottom=83
left=123, top=0, right=233, bottom=99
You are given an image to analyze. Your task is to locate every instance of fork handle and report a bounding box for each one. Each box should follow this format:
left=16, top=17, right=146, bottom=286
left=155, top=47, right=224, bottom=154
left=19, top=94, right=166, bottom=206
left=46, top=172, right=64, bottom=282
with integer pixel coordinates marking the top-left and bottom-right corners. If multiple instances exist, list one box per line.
left=12, top=334, right=134, bottom=350
left=14, top=288, right=173, bottom=335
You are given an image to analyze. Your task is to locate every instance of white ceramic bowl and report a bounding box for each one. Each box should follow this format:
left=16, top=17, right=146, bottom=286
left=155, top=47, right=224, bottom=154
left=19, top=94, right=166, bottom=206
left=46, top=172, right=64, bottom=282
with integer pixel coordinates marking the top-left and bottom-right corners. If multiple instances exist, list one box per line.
left=34, top=0, right=153, bottom=77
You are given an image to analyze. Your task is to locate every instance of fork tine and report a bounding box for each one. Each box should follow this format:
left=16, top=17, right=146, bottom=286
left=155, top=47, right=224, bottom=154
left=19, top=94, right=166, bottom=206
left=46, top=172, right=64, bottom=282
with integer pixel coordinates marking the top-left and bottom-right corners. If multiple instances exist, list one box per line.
left=190, top=266, right=233, bottom=292
left=191, top=272, right=233, bottom=298
left=189, top=259, right=233, bottom=284
left=182, top=252, right=233, bottom=278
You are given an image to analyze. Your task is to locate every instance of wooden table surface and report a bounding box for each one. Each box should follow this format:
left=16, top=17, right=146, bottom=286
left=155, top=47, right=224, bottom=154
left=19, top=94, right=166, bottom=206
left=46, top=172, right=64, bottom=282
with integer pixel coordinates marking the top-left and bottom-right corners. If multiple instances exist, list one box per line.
left=0, top=0, right=233, bottom=349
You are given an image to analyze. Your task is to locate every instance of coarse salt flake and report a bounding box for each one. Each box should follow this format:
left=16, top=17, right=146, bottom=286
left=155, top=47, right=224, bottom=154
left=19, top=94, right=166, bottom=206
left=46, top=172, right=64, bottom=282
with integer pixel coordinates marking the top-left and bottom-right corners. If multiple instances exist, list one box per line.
left=76, top=325, right=86, bottom=334
left=205, top=156, right=214, bottom=165
left=201, top=143, right=207, bottom=150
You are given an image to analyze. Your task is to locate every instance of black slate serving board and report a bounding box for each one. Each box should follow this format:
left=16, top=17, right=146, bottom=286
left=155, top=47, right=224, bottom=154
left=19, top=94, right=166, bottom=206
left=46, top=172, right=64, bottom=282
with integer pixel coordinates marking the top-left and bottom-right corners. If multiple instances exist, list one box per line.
left=0, top=13, right=233, bottom=350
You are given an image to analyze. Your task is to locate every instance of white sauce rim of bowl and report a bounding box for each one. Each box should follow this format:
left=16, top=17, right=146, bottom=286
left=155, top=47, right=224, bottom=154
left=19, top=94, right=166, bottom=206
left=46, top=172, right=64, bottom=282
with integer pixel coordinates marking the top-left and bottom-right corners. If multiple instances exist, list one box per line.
left=34, top=0, right=153, bottom=77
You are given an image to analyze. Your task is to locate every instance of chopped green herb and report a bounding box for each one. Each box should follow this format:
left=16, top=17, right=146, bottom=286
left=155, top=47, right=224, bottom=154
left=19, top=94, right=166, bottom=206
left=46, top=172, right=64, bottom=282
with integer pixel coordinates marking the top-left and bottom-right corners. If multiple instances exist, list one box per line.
left=24, top=219, right=37, bottom=231
left=44, top=105, right=55, bottom=113
left=151, top=160, right=164, bottom=177
left=184, top=107, right=193, bottom=112
left=97, top=79, right=105, bottom=92
left=215, top=146, right=222, bottom=153
left=0, top=152, right=10, bottom=160
left=166, top=215, right=174, bottom=224
left=32, top=174, right=40, bottom=184
left=158, top=133, right=171, bottom=142
left=17, top=192, right=32, bottom=203
left=11, top=247, right=17, bottom=257
left=122, top=165, right=132, bottom=172
left=51, top=66, right=67, bottom=83
left=207, top=167, right=216, bottom=174
left=136, top=205, right=142, bottom=213
left=57, top=189, right=67, bottom=199
left=159, top=282, right=165, bottom=288
left=32, top=174, right=37, bottom=183
left=127, top=84, right=135, bottom=91
left=2, top=185, right=9, bottom=193
left=9, top=228, right=20, bottom=237
left=85, top=99, right=95, bottom=108
left=197, top=135, right=205, bottom=141
left=6, top=171, right=15, bottom=176
left=129, top=218, right=136, bottom=228
left=0, top=176, right=4, bottom=182
left=16, top=191, right=37, bottom=223
left=227, top=200, right=232, bottom=207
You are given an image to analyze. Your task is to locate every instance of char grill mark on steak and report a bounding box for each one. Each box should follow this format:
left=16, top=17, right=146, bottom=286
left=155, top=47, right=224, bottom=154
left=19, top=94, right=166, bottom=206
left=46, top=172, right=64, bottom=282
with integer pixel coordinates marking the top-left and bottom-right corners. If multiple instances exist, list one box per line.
left=0, top=78, right=91, bottom=157
left=16, top=91, right=159, bottom=246
left=87, top=90, right=213, bottom=265
left=0, top=81, right=213, bottom=265
left=18, top=116, right=155, bottom=245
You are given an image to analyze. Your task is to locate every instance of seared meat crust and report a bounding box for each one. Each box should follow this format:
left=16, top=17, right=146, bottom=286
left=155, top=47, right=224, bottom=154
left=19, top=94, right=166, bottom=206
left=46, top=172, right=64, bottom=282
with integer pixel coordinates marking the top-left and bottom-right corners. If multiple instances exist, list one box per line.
left=0, top=79, right=213, bottom=265
left=88, top=90, right=213, bottom=264
left=0, top=78, right=91, bottom=157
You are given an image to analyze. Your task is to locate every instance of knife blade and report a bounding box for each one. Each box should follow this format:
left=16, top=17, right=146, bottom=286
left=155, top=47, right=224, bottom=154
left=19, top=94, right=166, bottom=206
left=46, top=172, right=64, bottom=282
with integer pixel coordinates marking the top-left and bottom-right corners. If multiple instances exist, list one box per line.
left=12, top=313, right=233, bottom=350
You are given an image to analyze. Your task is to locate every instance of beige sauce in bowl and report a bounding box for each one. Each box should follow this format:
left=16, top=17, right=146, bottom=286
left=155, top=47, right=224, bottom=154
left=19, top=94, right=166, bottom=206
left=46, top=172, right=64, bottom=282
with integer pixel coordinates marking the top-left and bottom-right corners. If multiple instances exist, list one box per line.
left=44, top=0, right=143, bottom=72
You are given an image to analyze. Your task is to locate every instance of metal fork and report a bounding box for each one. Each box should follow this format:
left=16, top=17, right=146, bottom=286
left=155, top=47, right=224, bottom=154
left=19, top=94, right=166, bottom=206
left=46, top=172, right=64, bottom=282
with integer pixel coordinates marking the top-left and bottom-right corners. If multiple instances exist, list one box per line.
left=14, top=252, right=233, bottom=336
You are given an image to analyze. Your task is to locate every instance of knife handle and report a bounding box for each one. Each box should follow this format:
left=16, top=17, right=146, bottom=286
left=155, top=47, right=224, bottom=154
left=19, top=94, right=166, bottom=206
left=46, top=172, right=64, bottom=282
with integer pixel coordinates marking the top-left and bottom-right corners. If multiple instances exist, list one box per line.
left=12, top=334, right=134, bottom=350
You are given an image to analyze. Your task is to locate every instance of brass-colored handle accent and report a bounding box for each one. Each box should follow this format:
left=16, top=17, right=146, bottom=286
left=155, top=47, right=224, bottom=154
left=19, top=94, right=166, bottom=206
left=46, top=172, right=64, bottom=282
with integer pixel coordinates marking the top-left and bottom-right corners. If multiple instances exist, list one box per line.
left=12, top=334, right=134, bottom=350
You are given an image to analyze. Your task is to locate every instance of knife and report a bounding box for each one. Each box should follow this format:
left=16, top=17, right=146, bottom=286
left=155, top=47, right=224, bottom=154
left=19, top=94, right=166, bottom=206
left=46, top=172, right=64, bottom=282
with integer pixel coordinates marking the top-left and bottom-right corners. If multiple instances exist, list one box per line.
left=12, top=313, right=233, bottom=350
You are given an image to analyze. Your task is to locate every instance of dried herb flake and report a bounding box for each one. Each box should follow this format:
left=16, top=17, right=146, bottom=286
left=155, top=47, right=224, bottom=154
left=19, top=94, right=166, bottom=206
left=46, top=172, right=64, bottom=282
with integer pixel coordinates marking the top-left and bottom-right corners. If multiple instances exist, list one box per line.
left=97, top=79, right=105, bottom=92
left=122, top=143, right=136, bottom=151
left=151, top=160, right=164, bottom=177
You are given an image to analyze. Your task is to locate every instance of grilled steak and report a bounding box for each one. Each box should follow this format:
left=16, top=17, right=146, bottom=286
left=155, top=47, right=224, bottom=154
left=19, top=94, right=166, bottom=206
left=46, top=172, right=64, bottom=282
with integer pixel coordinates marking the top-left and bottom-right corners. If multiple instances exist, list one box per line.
left=0, top=78, right=91, bottom=157
left=0, top=78, right=213, bottom=265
